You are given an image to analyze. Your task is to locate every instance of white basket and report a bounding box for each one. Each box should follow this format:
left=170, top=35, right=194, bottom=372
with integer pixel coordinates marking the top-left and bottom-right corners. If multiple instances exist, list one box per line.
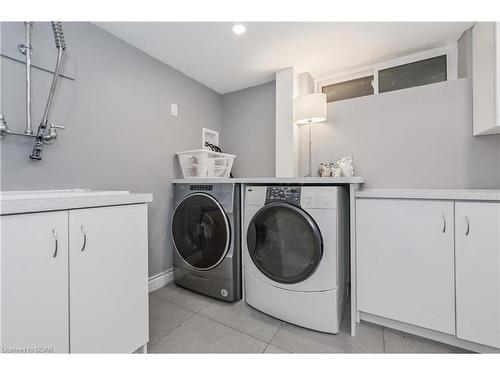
left=177, top=149, right=236, bottom=178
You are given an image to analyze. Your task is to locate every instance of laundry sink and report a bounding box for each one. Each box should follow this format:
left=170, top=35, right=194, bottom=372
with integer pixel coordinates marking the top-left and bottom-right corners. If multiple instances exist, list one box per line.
left=0, top=189, right=130, bottom=200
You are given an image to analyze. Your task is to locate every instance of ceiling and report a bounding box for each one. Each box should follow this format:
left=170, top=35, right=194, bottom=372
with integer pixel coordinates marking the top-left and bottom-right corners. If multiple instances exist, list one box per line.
left=96, top=22, right=473, bottom=94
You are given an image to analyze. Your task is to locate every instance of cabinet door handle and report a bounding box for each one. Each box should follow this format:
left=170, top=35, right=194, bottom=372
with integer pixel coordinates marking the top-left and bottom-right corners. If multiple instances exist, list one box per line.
left=80, top=225, right=87, bottom=252
left=465, top=216, right=470, bottom=236
left=442, top=213, right=446, bottom=233
left=52, top=229, right=58, bottom=258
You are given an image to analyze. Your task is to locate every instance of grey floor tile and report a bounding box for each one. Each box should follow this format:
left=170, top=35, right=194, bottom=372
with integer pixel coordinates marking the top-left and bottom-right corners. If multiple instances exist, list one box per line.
left=149, top=294, right=194, bottom=345
left=151, top=283, right=212, bottom=313
left=383, top=328, right=470, bottom=353
left=149, top=314, right=268, bottom=353
left=264, top=344, right=290, bottom=353
left=271, top=319, right=384, bottom=353
left=149, top=285, right=468, bottom=354
left=199, top=300, right=282, bottom=342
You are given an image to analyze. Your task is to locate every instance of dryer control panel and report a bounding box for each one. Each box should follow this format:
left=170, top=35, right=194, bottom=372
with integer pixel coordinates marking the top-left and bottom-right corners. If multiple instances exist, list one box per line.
left=266, top=186, right=301, bottom=206
left=301, top=187, right=339, bottom=209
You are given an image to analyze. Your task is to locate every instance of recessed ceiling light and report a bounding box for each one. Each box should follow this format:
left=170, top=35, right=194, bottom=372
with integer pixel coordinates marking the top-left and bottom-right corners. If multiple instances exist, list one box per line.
left=232, top=24, right=246, bottom=35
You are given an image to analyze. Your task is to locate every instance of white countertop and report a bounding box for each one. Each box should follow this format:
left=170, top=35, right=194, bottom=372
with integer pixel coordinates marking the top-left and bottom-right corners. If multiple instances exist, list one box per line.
left=172, top=176, right=365, bottom=184
left=356, top=189, right=500, bottom=201
left=1, top=189, right=153, bottom=215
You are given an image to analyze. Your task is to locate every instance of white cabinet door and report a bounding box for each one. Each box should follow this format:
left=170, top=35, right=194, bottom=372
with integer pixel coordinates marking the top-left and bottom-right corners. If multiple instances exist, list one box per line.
left=1, top=211, right=69, bottom=353
left=456, top=202, right=500, bottom=348
left=356, top=199, right=455, bottom=334
left=69, top=204, right=149, bottom=353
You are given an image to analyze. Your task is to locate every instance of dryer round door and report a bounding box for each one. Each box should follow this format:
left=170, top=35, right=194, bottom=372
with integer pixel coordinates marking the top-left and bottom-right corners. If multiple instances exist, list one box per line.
left=247, top=202, right=323, bottom=284
left=172, top=193, right=231, bottom=270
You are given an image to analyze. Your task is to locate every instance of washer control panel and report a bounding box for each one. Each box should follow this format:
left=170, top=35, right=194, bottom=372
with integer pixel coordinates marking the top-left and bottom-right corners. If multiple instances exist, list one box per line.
left=189, top=184, right=213, bottom=191
left=266, top=186, right=301, bottom=206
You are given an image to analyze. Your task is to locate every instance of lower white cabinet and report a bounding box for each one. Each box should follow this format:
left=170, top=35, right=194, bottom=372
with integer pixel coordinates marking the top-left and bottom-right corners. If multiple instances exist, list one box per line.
left=455, top=202, right=500, bottom=348
left=1, top=203, right=149, bottom=353
left=357, top=198, right=500, bottom=350
left=69, top=205, right=149, bottom=353
left=1, top=211, right=69, bottom=353
left=356, top=199, right=456, bottom=335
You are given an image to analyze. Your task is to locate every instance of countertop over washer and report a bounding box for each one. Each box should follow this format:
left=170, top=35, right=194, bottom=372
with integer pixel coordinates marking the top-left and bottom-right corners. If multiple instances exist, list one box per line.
left=172, top=177, right=364, bottom=184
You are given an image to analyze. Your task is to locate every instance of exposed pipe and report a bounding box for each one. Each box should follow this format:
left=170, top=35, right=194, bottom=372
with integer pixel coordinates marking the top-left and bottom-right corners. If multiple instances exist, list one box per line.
left=19, top=22, right=33, bottom=135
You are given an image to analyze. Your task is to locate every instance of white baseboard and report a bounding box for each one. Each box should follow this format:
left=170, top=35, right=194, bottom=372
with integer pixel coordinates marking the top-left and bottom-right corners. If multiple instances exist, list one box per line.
left=148, top=268, right=174, bottom=293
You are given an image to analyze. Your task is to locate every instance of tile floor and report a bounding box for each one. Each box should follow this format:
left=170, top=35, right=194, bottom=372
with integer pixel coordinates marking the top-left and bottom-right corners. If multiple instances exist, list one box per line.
left=148, top=284, right=470, bottom=354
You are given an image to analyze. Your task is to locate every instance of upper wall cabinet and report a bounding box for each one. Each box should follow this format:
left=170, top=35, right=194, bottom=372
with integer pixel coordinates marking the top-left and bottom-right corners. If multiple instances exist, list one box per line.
left=472, top=22, right=500, bottom=135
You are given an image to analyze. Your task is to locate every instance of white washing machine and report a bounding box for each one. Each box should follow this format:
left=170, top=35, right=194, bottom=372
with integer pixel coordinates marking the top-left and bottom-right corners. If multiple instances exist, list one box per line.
left=243, top=185, right=349, bottom=333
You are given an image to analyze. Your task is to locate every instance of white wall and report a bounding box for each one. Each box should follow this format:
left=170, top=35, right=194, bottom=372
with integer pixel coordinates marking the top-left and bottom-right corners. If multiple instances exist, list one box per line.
left=221, top=81, right=276, bottom=177
left=299, top=78, right=500, bottom=188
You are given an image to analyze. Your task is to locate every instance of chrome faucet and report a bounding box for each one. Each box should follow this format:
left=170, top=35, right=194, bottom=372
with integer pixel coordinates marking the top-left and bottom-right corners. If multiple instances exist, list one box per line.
left=0, top=21, right=67, bottom=160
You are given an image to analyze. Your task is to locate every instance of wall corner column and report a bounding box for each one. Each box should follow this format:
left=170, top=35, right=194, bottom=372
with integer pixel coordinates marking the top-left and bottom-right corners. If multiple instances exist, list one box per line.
left=275, top=67, right=299, bottom=177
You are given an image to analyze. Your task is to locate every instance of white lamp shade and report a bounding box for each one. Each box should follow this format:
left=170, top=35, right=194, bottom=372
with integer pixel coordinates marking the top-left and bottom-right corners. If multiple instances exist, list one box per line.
left=294, top=93, right=327, bottom=124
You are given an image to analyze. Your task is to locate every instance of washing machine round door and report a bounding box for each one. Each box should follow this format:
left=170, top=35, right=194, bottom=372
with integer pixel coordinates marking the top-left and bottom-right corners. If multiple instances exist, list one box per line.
left=172, top=193, right=230, bottom=270
left=247, top=202, right=323, bottom=284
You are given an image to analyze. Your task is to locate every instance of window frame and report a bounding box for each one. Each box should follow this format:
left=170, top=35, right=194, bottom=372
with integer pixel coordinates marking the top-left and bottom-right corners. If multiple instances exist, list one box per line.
left=318, top=44, right=458, bottom=99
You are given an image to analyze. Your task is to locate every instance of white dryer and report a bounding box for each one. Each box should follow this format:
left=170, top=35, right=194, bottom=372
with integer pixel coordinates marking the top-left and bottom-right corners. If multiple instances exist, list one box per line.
left=243, top=185, right=348, bottom=333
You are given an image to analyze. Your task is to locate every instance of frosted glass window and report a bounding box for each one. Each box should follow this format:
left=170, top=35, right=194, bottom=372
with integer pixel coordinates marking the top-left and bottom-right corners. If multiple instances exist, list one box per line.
left=322, top=76, right=374, bottom=103
left=378, top=55, right=447, bottom=93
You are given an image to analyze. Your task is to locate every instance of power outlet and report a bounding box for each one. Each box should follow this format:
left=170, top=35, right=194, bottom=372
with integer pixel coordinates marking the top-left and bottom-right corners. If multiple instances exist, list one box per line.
left=171, top=104, right=178, bottom=117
